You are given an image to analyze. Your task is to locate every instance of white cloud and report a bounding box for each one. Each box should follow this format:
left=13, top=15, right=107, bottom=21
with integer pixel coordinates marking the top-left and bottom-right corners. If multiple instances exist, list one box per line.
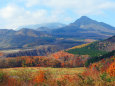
left=1, top=0, right=115, bottom=29
left=0, top=5, right=17, bottom=18
left=0, top=4, right=60, bottom=29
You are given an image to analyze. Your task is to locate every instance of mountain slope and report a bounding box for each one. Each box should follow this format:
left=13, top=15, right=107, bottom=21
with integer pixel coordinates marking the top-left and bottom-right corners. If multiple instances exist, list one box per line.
left=72, top=16, right=115, bottom=34
left=52, top=16, right=115, bottom=40
left=0, top=28, right=86, bottom=50
left=0, top=16, right=115, bottom=49
left=15, top=28, right=50, bottom=37
left=67, top=35, right=115, bottom=57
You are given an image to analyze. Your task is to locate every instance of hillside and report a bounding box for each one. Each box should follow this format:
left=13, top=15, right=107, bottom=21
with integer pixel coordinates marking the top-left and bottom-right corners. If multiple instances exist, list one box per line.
left=1, top=42, right=84, bottom=57
left=2, top=45, right=71, bottom=57
left=85, top=50, right=115, bottom=66
left=67, top=35, right=115, bottom=57
left=0, top=28, right=86, bottom=49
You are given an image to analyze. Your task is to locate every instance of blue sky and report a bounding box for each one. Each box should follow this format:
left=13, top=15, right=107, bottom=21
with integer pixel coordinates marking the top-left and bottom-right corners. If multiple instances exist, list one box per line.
left=0, top=0, right=115, bottom=29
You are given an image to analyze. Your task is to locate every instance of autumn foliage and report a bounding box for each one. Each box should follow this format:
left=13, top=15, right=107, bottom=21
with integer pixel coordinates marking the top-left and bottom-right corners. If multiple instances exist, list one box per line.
left=107, top=60, right=115, bottom=76
left=52, top=51, right=74, bottom=59
left=0, top=48, right=115, bottom=86
left=0, top=51, right=89, bottom=68
left=33, top=71, right=45, bottom=84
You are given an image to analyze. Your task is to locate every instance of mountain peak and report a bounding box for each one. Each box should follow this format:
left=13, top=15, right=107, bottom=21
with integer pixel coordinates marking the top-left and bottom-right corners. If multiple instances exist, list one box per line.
left=79, top=16, right=90, bottom=20
left=72, top=16, right=97, bottom=25
left=76, top=16, right=93, bottom=22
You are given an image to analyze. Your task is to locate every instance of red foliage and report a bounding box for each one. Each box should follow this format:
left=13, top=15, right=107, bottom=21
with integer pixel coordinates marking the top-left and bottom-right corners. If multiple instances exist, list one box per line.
left=8, top=77, right=20, bottom=86
left=52, top=51, right=74, bottom=59
left=107, top=61, right=115, bottom=76
left=61, top=63, right=65, bottom=67
left=33, top=71, right=45, bottom=84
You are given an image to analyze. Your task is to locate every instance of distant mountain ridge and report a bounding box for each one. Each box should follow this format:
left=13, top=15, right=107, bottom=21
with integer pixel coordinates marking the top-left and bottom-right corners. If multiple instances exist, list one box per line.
left=52, top=16, right=115, bottom=40
left=17, top=23, right=66, bottom=31
left=0, top=28, right=84, bottom=49
left=0, top=16, right=115, bottom=49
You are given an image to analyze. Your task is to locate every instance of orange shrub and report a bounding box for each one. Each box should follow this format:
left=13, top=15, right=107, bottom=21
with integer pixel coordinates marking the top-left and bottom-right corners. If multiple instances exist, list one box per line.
left=107, top=61, right=115, bottom=76
left=33, top=71, right=45, bottom=84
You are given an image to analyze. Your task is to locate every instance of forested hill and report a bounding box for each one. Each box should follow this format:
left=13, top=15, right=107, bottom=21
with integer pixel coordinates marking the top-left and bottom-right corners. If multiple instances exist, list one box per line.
left=67, top=35, right=115, bottom=57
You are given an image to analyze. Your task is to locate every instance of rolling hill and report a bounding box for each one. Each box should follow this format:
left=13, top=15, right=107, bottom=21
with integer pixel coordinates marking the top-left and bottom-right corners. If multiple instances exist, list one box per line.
left=67, top=35, right=115, bottom=57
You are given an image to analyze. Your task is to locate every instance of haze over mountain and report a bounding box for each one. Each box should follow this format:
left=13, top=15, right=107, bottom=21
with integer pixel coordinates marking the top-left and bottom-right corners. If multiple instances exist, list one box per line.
left=17, top=23, right=66, bottom=31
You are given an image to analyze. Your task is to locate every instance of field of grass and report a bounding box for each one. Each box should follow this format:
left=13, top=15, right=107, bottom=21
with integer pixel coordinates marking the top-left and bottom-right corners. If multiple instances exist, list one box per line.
left=0, top=64, right=115, bottom=86
left=1, top=67, right=85, bottom=79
